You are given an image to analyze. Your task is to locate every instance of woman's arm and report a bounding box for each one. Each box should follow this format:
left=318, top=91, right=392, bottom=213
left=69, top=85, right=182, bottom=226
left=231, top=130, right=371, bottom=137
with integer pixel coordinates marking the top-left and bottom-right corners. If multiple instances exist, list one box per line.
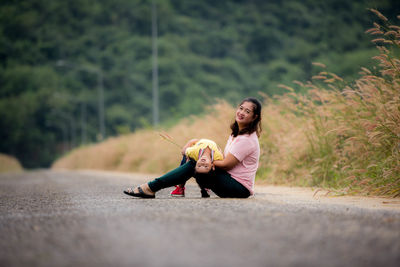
left=213, top=153, right=239, bottom=171
left=181, top=139, right=199, bottom=155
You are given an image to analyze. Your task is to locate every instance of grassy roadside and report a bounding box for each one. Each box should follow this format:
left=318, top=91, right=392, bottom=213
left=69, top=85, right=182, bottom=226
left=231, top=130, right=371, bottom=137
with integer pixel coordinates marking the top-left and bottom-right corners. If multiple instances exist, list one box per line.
left=53, top=11, right=400, bottom=197
left=262, top=10, right=399, bottom=197
left=0, top=153, right=23, bottom=173
left=52, top=102, right=233, bottom=174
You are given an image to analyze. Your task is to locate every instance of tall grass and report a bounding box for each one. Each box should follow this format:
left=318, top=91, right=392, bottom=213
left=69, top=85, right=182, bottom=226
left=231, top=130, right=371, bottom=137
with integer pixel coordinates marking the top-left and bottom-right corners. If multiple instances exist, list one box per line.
left=273, top=10, right=400, bottom=196
left=53, top=11, right=400, bottom=197
left=0, top=153, right=23, bottom=173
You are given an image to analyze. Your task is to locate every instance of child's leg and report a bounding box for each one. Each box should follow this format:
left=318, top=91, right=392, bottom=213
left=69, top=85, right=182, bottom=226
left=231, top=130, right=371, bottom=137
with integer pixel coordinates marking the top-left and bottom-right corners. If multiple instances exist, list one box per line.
left=169, top=155, right=189, bottom=197
left=180, top=155, right=187, bottom=166
left=194, top=170, right=211, bottom=198
left=199, top=187, right=210, bottom=198
left=177, top=155, right=187, bottom=188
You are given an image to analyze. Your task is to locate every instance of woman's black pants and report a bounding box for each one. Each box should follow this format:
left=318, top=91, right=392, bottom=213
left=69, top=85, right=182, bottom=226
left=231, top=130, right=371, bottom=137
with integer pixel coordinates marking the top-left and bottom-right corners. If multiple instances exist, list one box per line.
left=148, top=160, right=250, bottom=198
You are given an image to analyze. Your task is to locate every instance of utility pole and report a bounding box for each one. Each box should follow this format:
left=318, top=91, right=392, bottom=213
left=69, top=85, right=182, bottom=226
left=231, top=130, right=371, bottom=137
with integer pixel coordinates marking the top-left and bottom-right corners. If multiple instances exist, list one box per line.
left=152, top=0, right=159, bottom=126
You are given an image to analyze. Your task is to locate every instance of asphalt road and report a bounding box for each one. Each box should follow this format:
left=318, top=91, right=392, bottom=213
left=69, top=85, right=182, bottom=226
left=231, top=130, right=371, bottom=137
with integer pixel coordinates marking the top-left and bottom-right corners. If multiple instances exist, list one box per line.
left=0, top=170, right=399, bottom=267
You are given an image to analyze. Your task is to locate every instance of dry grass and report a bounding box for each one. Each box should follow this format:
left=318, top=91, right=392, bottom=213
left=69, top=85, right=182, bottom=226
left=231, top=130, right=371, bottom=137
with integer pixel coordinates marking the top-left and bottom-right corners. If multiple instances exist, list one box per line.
left=256, top=98, right=310, bottom=186
left=272, top=10, right=400, bottom=197
left=0, top=153, right=23, bottom=173
left=53, top=11, right=400, bottom=197
left=53, top=101, right=233, bottom=174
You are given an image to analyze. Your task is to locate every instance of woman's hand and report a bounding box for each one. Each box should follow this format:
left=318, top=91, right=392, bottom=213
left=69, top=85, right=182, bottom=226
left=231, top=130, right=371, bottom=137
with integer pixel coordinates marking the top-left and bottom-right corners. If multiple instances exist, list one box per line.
left=213, top=153, right=239, bottom=171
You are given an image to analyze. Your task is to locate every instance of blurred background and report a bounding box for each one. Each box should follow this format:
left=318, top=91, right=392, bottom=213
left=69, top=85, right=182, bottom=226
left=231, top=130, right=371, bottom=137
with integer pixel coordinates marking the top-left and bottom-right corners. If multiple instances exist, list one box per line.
left=0, top=0, right=399, bottom=169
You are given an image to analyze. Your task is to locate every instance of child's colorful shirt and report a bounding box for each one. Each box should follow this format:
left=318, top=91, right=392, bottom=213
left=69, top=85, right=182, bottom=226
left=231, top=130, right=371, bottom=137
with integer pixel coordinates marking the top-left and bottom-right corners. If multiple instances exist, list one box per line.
left=185, top=139, right=223, bottom=161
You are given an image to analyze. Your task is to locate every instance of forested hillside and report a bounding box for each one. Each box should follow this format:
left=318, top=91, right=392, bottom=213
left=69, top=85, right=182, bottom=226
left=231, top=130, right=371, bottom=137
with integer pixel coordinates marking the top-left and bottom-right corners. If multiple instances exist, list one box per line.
left=1, top=0, right=399, bottom=168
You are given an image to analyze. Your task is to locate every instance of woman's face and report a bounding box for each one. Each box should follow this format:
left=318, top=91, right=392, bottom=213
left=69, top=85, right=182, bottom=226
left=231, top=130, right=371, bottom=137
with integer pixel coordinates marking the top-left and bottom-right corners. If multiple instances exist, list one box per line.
left=235, top=101, right=256, bottom=127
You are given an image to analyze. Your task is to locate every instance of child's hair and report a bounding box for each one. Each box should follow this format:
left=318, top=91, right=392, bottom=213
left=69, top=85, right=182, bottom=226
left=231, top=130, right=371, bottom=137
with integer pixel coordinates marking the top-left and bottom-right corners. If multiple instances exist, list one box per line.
left=230, top=97, right=262, bottom=137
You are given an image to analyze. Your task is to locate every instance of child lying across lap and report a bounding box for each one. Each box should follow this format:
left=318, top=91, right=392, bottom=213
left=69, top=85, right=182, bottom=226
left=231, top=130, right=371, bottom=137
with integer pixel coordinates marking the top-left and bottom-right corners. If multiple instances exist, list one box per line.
left=171, top=138, right=223, bottom=198
left=185, top=138, right=223, bottom=173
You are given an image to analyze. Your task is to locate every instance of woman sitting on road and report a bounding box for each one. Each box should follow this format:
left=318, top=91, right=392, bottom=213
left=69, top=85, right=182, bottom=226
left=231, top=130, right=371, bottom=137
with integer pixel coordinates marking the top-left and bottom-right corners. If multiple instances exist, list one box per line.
left=123, top=97, right=262, bottom=198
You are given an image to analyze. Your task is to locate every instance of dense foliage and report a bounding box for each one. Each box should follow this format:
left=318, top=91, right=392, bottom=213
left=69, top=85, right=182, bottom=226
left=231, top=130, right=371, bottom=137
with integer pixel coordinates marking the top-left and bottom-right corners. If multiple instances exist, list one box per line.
left=1, top=0, right=399, bottom=168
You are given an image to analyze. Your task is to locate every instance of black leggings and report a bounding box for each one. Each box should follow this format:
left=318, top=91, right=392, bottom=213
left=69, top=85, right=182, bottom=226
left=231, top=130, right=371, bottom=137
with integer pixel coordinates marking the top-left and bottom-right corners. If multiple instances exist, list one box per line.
left=148, top=160, right=250, bottom=198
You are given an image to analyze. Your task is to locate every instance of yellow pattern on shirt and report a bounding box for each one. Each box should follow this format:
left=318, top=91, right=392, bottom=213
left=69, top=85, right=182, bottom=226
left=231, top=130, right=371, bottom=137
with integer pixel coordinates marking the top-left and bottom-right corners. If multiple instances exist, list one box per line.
left=185, top=139, right=223, bottom=161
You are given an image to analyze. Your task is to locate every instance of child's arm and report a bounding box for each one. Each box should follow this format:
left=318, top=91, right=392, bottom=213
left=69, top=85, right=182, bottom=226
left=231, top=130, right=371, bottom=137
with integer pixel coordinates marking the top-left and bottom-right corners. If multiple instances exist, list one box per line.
left=181, top=139, right=199, bottom=155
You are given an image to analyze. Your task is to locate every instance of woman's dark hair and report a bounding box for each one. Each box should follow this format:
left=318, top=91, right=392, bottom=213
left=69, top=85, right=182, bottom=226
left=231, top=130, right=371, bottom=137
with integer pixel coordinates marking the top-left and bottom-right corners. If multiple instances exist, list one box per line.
left=230, top=97, right=262, bottom=137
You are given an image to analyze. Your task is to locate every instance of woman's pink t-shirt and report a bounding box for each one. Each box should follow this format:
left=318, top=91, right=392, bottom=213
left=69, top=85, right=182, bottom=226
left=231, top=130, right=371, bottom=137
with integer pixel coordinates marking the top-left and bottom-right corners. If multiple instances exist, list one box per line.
left=224, top=132, right=260, bottom=195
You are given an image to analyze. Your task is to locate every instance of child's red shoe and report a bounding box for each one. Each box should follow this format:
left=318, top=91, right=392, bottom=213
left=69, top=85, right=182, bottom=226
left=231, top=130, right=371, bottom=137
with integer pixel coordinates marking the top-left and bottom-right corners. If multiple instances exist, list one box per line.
left=170, top=185, right=185, bottom=197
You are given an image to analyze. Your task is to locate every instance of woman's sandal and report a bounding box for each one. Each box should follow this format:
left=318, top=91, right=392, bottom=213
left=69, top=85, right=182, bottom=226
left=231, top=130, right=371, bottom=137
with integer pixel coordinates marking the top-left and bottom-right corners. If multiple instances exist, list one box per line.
left=123, top=186, right=155, bottom=198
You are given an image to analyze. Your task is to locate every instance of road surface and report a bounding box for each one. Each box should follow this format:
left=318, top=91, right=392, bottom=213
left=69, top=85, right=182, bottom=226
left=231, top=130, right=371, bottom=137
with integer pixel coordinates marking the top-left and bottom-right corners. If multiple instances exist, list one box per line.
left=0, top=170, right=399, bottom=267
